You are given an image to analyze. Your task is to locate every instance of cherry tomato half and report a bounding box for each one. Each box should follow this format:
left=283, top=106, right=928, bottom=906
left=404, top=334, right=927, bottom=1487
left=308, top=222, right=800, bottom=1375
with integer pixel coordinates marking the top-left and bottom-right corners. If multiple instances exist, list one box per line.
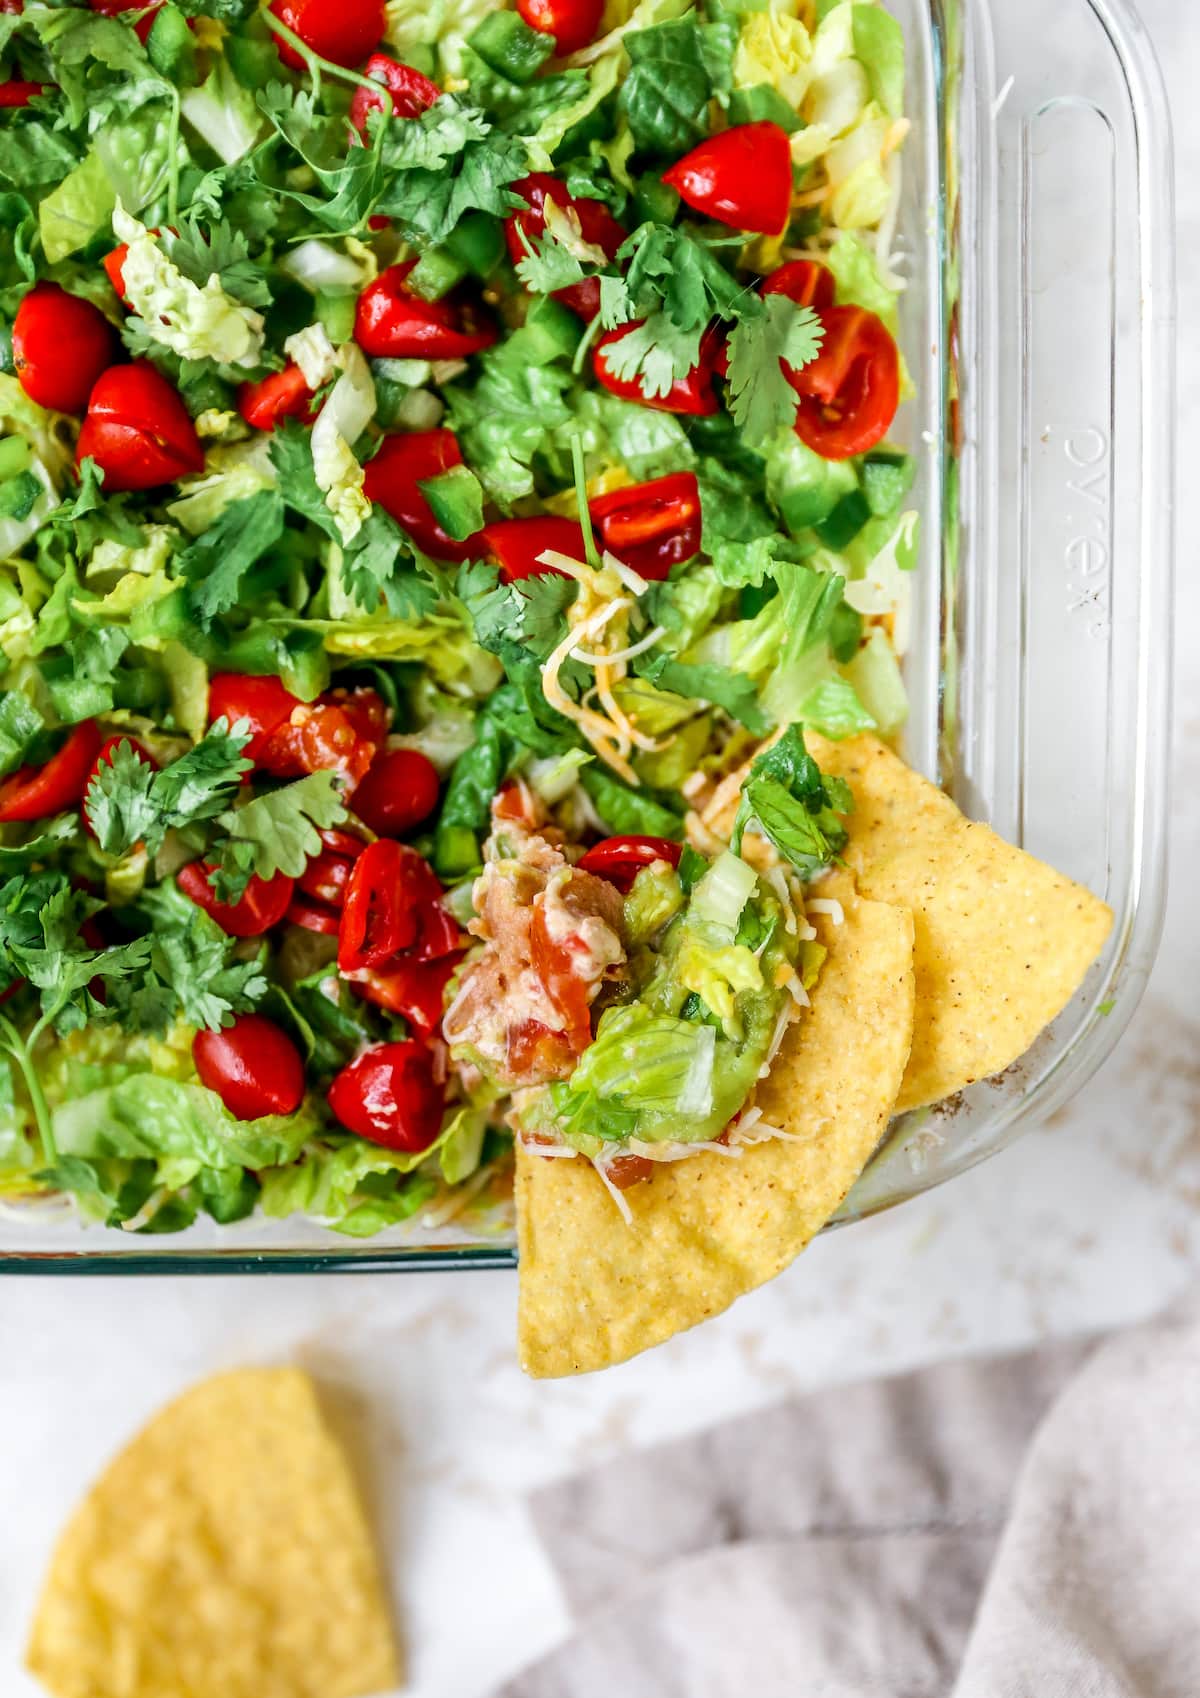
left=319, top=826, right=368, bottom=859
left=577, top=835, right=682, bottom=893
left=327, top=1039, right=444, bottom=1151
left=268, top=0, right=384, bottom=70
left=177, top=863, right=296, bottom=938
left=298, top=846, right=356, bottom=907
left=237, top=363, right=315, bottom=432
left=13, top=284, right=116, bottom=415
left=530, top=901, right=594, bottom=1054
left=82, top=735, right=157, bottom=840
left=338, top=838, right=419, bottom=972
left=0, top=720, right=102, bottom=823
left=350, top=53, right=440, bottom=134
left=662, top=121, right=793, bottom=237
left=505, top=174, right=626, bottom=321
left=193, top=1014, right=306, bottom=1121
left=348, top=951, right=462, bottom=1037
left=352, top=747, right=440, bottom=838
left=589, top=472, right=700, bottom=580
left=516, top=0, right=602, bottom=54
left=103, top=243, right=130, bottom=302
left=76, top=364, right=204, bottom=491
left=362, top=429, right=484, bottom=561
left=286, top=895, right=342, bottom=935
left=606, top=1152, right=656, bottom=1188
left=481, top=515, right=586, bottom=582
left=0, top=80, right=46, bottom=106
left=208, top=673, right=303, bottom=762
left=789, top=306, right=900, bottom=460
left=594, top=321, right=721, bottom=416
left=355, top=262, right=498, bottom=361
left=326, top=685, right=390, bottom=747
left=259, top=688, right=384, bottom=790
left=761, top=259, right=836, bottom=312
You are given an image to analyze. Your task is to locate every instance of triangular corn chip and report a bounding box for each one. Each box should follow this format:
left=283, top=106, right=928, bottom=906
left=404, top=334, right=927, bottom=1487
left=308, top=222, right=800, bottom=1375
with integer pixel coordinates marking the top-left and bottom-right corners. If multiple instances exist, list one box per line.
left=802, top=734, right=1113, bottom=1111
left=27, top=1367, right=399, bottom=1698
left=516, top=878, right=915, bottom=1377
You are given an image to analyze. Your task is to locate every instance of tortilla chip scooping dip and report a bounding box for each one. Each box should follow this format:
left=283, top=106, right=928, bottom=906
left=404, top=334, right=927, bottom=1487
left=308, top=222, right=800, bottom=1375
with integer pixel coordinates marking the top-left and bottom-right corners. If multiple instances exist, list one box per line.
left=516, top=877, right=915, bottom=1376
left=27, top=1367, right=399, bottom=1698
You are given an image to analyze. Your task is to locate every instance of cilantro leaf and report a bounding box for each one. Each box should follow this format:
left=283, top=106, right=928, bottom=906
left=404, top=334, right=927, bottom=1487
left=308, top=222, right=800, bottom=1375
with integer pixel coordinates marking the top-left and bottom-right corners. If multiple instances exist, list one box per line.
left=165, top=219, right=273, bottom=310
left=270, top=420, right=340, bottom=539
left=609, top=223, right=744, bottom=332
left=129, top=892, right=268, bottom=1033
left=457, top=559, right=576, bottom=664
left=208, top=770, right=348, bottom=899
left=598, top=314, right=704, bottom=399
left=0, top=816, right=78, bottom=869
left=379, top=95, right=491, bottom=171
left=375, top=108, right=528, bottom=246
left=257, top=81, right=388, bottom=230
left=82, top=741, right=160, bottom=857
left=0, top=872, right=153, bottom=1042
left=177, top=489, right=285, bottom=627
left=86, top=725, right=253, bottom=859
left=725, top=297, right=825, bottom=447
left=730, top=726, right=852, bottom=876
left=341, top=507, right=441, bottom=620
left=514, top=227, right=587, bottom=296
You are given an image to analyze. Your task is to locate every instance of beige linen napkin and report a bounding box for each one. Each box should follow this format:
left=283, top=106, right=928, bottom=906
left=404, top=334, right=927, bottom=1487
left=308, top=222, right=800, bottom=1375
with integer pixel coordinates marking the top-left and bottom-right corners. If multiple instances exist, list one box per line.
left=497, top=1301, right=1200, bottom=1697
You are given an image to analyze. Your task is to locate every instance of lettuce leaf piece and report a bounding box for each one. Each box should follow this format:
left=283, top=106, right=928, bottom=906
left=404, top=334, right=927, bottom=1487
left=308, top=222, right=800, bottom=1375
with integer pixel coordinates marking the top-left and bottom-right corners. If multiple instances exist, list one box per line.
left=795, top=674, right=875, bottom=739
left=636, top=652, right=768, bottom=734
left=52, top=1073, right=318, bottom=1182
left=180, top=50, right=264, bottom=163
left=620, top=16, right=714, bottom=156
left=733, top=8, right=813, bottom=107
left=841, top=624, right=907, bottom=735
left=579, top=765, right=684, bottom=840
left=851, top=2, right=905, bottom=118
left=38, top=147, right=116, bottom=265
left=258, top=1133, right=438, bottom=1231
left=823, top=231, right=901, bottom=335
left=566, top=1001, right=718, bottom=1127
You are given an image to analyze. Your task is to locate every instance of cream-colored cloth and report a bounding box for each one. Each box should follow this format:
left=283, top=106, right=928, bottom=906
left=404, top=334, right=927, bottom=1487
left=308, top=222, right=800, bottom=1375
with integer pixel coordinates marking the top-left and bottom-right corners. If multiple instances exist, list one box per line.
left=498, top=1301, right=1200, bottom=1697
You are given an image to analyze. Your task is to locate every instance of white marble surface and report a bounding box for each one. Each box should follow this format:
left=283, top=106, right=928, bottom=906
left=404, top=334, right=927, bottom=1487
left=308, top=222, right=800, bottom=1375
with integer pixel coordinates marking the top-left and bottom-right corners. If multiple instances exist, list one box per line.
left=3, top=4, right=1197, bottom=1694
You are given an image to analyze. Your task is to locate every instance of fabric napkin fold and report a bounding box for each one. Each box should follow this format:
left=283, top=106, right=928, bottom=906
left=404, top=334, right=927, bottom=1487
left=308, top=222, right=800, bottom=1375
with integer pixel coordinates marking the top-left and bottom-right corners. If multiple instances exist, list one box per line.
left=496, top=1300, right=1200, bottom=1697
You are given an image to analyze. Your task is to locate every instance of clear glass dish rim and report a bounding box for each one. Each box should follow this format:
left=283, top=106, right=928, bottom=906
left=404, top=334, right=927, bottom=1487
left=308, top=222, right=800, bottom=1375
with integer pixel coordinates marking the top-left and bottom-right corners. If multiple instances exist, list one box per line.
left=0, top=0, right=1175, bottom=1273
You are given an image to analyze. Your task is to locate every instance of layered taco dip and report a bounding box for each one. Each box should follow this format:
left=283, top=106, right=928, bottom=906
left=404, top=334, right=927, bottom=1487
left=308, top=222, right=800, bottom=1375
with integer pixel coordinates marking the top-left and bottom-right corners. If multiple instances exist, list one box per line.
left=0, top=0, right=1110, bottom=1363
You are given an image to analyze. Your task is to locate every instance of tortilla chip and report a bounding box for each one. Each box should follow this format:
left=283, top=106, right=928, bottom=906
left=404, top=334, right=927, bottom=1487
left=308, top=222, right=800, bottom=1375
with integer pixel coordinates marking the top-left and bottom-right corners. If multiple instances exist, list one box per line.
left=804, top=734, right=1113, bottom=1110
left=27, top=1367, right=400, bottom=1698
left=516, top=876, right=914, bottom=1377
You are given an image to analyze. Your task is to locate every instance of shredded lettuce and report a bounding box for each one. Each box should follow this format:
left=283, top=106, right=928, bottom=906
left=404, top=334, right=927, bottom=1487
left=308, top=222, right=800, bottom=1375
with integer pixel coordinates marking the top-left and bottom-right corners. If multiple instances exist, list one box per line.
left=114, top=208, right=266, bottom=370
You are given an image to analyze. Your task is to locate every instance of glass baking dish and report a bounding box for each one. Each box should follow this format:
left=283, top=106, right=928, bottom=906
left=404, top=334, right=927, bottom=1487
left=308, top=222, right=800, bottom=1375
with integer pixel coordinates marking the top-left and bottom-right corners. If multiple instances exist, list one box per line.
left=1, top=0, right=1173, bottom=1271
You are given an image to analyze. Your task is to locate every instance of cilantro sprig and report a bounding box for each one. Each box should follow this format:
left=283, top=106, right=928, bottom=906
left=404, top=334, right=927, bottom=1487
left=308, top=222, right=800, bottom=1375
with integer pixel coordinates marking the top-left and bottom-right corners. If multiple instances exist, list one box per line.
left=730, top=727, right=853, bottom=877
left=207, top=769, right=348, bottom=901
left=85, top=721, right=253, bottom=860
left=0, top=874, right=153, bottom=1161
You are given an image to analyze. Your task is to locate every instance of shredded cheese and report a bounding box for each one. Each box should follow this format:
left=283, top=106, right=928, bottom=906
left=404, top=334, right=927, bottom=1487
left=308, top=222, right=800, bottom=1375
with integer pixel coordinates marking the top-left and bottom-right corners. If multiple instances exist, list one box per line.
left=536, top=548, right=672, bottom=783
left=574, top=624, right=665, bottom=666
left=593, top=1158, right=635, bottom=1225
left=806, top=897, right=845, bottom=925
